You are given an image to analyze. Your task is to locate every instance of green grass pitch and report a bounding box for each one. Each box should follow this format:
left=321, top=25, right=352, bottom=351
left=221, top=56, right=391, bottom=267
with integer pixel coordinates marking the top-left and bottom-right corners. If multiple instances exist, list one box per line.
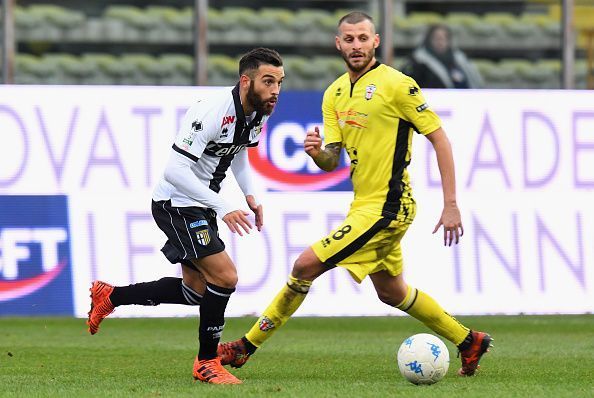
left=1, top=315, right=593, bottom=397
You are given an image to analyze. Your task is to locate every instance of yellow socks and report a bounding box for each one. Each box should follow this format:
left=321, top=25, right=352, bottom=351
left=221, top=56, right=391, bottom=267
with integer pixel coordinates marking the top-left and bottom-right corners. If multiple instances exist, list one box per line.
left=245, top=275, right=312, bottom=347
left=397, top=285, right=469, bottom=345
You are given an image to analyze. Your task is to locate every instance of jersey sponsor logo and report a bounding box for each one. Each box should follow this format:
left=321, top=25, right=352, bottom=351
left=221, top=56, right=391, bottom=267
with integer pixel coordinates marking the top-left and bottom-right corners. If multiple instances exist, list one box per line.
left=221, top=115, right=235, bottom=128
left=365, top=84, right=377, bottom=100
left=259, top=316, right=275, bottom=331
left=337, top=109, right=368, bottom=129
left=204, top=142, right=247, bottom=157
left=195, top=229, right=211, bottom=246
left=416, top=103, right=429, bottom=112
left=189, top=220, right=209, bottom=228
left=0, top=196, right=73, bottom=315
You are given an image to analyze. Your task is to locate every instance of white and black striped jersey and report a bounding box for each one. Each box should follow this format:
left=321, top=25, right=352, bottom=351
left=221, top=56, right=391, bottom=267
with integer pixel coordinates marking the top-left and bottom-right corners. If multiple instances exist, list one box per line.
left=153, top=84, right=267, bottom=211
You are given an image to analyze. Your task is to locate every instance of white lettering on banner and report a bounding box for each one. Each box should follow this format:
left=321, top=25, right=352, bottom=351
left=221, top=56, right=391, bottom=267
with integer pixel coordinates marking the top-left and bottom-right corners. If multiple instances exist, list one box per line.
left=0, top=86, right=593, bottom=317
left=0, top=228, right=67, bottom=279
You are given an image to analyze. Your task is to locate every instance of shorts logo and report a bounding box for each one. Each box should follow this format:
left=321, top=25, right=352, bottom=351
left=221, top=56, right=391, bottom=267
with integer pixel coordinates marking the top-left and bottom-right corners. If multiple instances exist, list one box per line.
left=409, top=86, right=419, bottom=96
left=416, top=103, right=429, bottom=112
left=365, top=84, right=377, bottom=100
left=189, top=220, right=208, bottom=228
left=195, top=229, right=211, bottom=246
left=259, top=316, right=275, bottom=331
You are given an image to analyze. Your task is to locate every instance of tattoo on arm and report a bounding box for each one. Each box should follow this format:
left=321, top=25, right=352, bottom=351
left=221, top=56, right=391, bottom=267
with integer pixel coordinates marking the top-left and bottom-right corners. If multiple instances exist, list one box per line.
left=313, top=143, right=342, bottom=172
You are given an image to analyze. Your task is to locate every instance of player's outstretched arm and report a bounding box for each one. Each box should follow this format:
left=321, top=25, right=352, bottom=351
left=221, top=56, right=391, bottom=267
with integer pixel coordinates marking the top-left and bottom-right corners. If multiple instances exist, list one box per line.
left=304, top=127, right=342, bottom=172
left=425, top=127, right=464, bottom=246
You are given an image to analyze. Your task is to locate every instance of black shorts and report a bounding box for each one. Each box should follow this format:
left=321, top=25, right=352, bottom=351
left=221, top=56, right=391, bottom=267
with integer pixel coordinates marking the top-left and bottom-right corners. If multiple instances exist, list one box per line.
left=151, top=200, right=225, bottom=268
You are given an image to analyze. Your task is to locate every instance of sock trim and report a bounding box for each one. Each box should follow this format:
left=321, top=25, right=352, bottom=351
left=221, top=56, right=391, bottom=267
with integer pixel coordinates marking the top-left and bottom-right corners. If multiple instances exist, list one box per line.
left=287, top=275, right=312, bottom=294
left=205, top=283, right=235, bottom=297
left=181, top=280, right=202, bottom=305
left=397, top=287, right=419, bottom=312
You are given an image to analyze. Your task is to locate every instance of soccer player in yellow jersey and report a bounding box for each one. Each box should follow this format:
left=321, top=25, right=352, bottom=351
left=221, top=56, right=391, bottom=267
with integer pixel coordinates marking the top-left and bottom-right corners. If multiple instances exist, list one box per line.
left=219, top=12, right=492, bottom=376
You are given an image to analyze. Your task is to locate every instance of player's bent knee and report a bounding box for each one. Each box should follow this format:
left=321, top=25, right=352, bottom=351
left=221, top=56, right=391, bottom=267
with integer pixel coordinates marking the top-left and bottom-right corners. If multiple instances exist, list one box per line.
left=205, top=269, right=238, bottom=289
left=292, top=249, right=326, bottom=281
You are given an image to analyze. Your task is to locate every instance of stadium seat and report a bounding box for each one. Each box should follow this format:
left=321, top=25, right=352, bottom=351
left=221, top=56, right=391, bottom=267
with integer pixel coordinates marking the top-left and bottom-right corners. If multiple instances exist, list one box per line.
left=103, top=5, right=160, bottom=42
left=149, top=6, right=193, bottom=44
left=479, top=60, right=517, bottom=88
left=207, top=54, right=237, bottom=86
left=15, top=53, right=59, bottom=84
left=395, top=13, right=443, bottom=47
left=85, top=53, right=136, bottom=85
left=19, top=5, right=62, bottom=41
left=218, top=8, right=258, bottom=44
left=292, top=9, right=334, bottom=46
left=255, top=8, right=294, bottom=45
left=471, top=59, right=497, bottom=82
left=120, top=54, right=167, bottom=85
left=161, top=54, right=194, bottom=86
left=516, top=61, right=558, bottom=89
left=484, top=13, right=539, bottom=49
left=444, top=13, right=486, bottom=48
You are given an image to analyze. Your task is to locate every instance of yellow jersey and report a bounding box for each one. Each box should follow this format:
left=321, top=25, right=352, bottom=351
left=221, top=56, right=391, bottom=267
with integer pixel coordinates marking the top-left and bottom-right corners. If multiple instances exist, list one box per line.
left=322, top=62, right=441, bottom=222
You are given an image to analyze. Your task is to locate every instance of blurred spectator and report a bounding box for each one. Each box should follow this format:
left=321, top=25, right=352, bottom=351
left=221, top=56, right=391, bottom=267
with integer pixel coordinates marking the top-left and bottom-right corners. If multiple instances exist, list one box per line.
left=402, top=24, right=483, bottom=88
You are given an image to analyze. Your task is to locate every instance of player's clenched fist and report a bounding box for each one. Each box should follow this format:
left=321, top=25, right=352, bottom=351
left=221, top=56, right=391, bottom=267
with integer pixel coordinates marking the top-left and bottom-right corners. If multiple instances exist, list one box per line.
left=304, top=126, right=323, bottom=157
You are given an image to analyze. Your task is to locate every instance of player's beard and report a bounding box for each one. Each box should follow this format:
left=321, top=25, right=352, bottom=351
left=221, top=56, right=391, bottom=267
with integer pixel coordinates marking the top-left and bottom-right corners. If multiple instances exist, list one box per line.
left=246, top=81, right=276, bottom=116
left=341, top=47, right=375, bottom=73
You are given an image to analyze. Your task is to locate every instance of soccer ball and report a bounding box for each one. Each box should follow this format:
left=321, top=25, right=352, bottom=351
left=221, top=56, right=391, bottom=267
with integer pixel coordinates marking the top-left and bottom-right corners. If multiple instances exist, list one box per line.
left=397, top=333, right=449, bottom=385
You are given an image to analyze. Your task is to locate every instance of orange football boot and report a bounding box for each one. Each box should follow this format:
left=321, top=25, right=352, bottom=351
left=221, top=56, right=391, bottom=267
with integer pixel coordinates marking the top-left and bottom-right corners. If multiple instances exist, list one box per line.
left=218, top=339, right=251, bottom=368
left=86, top=281, right=115, bottom=335
left=193, top=357, right=242, bottom=384
left=458, top=331, right=493, bottom=376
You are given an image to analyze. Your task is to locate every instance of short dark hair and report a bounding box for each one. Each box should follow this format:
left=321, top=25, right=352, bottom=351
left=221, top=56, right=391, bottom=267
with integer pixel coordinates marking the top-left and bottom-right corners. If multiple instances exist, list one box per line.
left=238, top=47, right=283, bottom=77
left=338, top=11, right=374, bottom=28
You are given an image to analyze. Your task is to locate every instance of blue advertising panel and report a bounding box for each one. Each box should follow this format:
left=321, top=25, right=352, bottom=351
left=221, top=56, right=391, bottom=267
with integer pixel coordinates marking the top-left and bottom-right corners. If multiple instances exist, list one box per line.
left=0, top=195, right=74, bottom=315
left=249, top=91, right=353, bottom=192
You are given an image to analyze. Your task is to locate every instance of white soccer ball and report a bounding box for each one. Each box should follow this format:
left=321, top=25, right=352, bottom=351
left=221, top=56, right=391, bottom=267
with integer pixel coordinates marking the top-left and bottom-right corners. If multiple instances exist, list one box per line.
left=397, top=333, right=450, bottom=385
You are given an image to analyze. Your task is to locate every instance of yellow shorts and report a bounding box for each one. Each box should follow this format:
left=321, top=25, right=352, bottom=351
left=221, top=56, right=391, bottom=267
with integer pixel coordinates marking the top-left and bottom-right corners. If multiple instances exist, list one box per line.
left=311, top=210, right=412, bottom=283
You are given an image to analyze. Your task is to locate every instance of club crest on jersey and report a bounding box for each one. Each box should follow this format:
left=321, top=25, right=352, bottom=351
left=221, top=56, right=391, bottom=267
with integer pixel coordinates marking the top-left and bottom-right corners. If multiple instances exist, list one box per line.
left=365, top=84, right=377, bottom=100
left=195, top=229, right=211, bottom=246
left=259, top=316, right=275, bottom=331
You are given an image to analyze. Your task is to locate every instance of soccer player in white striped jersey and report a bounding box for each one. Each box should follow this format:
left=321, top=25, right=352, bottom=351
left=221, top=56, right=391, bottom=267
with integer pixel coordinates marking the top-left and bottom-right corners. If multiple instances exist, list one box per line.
left=87, top=47, right=285, bottom=385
